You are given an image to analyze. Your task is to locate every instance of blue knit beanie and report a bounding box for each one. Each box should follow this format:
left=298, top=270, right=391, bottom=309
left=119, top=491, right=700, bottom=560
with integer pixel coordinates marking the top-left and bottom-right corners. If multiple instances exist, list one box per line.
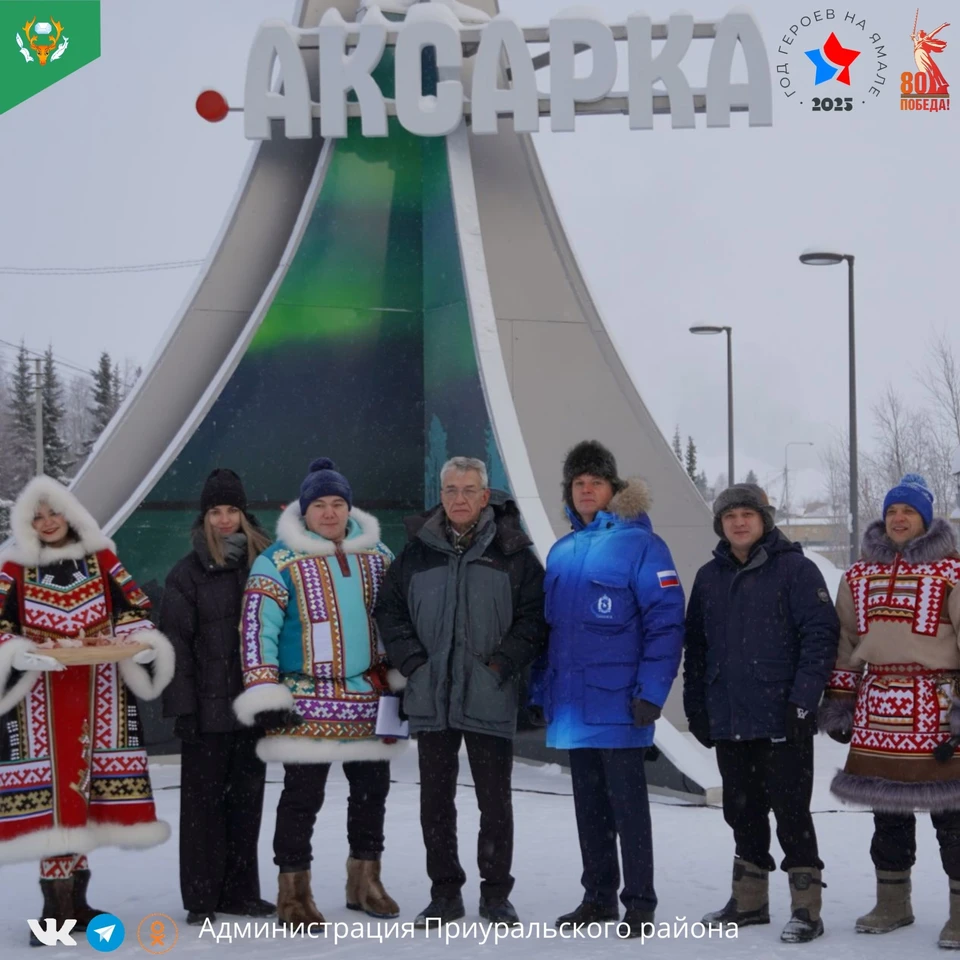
left=299, top=458, right=352, bottom=515
left=883, top=473, right=934, bottom=530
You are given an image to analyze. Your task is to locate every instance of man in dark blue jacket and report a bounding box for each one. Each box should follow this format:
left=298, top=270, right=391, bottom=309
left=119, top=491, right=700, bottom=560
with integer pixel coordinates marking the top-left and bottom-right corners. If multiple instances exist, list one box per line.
left=531, top=440, right=685, bottom=939
left=683, top=484, right=839, bottom=945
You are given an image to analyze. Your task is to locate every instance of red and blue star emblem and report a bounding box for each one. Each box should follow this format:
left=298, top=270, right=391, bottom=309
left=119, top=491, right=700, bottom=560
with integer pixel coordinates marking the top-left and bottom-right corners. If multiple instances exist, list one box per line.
left=805, top=31, right=860, bottom=85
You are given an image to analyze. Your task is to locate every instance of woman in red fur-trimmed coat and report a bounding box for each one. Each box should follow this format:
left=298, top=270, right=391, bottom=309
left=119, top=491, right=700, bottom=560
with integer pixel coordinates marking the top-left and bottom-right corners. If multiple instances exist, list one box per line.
left=0, top=476, right=175, bottom=945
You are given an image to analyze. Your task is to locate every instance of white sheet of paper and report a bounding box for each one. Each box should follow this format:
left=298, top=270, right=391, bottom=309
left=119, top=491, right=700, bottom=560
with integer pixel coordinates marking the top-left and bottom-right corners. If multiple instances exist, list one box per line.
left=375, top=696, right=410, bottom=739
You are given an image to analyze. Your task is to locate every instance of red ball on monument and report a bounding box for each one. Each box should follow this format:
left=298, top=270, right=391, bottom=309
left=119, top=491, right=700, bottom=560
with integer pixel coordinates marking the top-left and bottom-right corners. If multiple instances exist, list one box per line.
left=196, top=90, right=229, bottom=123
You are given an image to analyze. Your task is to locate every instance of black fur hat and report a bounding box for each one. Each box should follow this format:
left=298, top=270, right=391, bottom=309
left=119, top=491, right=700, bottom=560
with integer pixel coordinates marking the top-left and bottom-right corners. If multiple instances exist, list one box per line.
left=562, top=440, right=625, bottom=508
left=713, top=483, right=775, bottom=537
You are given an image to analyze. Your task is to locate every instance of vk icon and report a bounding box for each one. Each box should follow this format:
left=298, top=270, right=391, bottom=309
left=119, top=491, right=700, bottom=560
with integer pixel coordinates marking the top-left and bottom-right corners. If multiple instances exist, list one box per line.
left=87, top=913, right=125, bottom=952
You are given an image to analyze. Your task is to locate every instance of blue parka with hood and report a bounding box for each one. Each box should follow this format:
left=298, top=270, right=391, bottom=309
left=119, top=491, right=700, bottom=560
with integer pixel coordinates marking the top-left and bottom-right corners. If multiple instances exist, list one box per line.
left=530, top=480, right=686, bottom=750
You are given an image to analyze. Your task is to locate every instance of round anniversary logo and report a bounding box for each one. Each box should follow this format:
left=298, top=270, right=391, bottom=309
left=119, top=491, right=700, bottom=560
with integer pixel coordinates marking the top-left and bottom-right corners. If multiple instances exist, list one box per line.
left=774, top=7, right=890, bottom=111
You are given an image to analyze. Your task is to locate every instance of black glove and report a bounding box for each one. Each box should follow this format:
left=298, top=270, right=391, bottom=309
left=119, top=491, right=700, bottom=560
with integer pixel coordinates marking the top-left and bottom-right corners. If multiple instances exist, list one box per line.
left=631, top=698, right=662, bottom=728
left=828, top=727, right=853, bottom=745
left=401, top=652, right=428, bottom=679
left=688, top=712, right=714, bottom=749
left=253, top=708, right=303, bottom=732
left=174, top=714, right=201, bottom=744
left=784, top=703, right=817, bottom=741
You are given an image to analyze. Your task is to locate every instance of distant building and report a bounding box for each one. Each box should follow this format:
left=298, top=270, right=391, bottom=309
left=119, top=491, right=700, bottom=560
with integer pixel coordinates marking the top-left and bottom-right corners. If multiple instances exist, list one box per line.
left=777, top=502, right=848, bottom=568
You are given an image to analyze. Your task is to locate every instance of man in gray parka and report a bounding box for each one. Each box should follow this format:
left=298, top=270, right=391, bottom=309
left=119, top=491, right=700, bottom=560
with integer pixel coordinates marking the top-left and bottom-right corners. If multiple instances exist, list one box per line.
left=375, top=456, right=547, bottom=929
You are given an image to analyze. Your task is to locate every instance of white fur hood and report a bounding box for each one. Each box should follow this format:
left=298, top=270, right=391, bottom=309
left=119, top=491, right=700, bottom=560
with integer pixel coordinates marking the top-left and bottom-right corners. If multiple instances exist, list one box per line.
left=275, top=501, right=382, bottom=556
left=2, top=475, right=114, bottom=566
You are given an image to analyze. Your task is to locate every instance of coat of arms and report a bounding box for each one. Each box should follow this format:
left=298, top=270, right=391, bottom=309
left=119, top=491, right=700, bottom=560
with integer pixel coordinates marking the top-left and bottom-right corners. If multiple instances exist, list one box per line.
left=16, top=17, right=69, bottom=65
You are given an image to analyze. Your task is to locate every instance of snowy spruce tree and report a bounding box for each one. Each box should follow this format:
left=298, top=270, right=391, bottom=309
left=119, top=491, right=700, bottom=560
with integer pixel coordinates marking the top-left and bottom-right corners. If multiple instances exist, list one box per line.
left=672, top=426, right=683, bottom=461
left=84, top=351, right=119, bottom=458
left=5, top=342, right=36, bottom=496
left=42, top=347, right=70, bottom=480
left=745, top=468, right=758, bottom=485
left=685, top=436, right=698, bottom=483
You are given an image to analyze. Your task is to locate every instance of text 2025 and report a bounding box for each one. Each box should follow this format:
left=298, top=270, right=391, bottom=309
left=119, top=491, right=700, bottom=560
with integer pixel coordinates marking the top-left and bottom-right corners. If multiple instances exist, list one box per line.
left=812, top=97, right=854, bottom=112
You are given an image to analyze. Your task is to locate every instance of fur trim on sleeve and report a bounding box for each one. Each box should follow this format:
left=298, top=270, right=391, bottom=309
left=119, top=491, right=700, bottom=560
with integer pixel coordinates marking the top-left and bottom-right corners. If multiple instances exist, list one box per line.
left=116, top=629, right=175, bottom=702
left=233, top=682, right=294, bottom=727
left=0, top=637, right=40, bottom=715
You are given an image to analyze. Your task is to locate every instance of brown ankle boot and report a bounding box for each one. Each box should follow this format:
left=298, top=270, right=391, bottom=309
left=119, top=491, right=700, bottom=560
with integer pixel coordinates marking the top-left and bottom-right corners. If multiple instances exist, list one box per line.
left=276, top=871, right=325, bottom=928
left=345, top=857, right=400, bottom=919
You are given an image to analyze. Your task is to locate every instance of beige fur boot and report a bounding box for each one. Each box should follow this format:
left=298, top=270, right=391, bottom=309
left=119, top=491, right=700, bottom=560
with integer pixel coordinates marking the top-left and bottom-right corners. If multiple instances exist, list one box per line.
left=345, top=857, right=400, bottom=919
left=276, top=871, right=325, bottom=928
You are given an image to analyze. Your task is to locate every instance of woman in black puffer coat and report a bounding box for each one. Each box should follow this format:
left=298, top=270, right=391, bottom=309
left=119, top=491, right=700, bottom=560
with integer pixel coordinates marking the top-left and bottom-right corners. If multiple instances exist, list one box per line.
left=160, top=469, right=274, bottom=927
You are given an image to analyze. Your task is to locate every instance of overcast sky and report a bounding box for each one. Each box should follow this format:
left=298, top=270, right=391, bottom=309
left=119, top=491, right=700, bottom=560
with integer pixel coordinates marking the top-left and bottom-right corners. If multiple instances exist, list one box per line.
left=0, top=0, right=956, bottom=505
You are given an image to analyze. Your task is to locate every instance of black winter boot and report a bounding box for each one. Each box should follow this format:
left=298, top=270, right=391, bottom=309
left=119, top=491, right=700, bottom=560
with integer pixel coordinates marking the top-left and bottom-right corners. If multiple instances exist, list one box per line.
left=413, top=895, right=465, bottom=928
left=479, top=897, right=520, bottom=925
left=555, top=901, right=619, bottom=928
left=30, top=878, right=75, bottom=948
left=186, top=911, right=217, bottom=926
left=619, top=909, right=655, bottom=939
left=72, top=869, right=109, bottom=932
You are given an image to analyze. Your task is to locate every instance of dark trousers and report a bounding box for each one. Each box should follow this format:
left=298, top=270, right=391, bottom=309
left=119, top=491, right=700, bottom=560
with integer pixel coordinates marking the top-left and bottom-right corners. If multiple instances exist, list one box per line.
left=569, top=747, right=655, bottom=913
left=179, top=730, right=266, bottom=913
left=273, top=760, right=390, bottom=870
left=417, top=729, right=514, bottom=900
left=715, top=737, right=822, bottom=873
left=872, top=811, right=960, bottom=880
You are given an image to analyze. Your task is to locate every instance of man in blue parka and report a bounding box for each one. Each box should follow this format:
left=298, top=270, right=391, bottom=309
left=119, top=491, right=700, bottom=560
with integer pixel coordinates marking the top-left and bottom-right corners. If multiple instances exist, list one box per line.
left=531, top=440, right=685, bottom=939
left=683, top=484, right=839, bottom=945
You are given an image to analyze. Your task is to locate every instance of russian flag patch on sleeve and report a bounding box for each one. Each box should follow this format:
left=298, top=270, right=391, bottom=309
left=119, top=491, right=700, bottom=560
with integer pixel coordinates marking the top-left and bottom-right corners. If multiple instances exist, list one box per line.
left=657, top=570, right=680, bottom=588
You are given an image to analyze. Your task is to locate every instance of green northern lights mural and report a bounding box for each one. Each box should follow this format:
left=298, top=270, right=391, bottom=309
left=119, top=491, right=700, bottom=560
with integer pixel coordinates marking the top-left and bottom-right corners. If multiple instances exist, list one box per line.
left=115, top=112, right=509, bottom=592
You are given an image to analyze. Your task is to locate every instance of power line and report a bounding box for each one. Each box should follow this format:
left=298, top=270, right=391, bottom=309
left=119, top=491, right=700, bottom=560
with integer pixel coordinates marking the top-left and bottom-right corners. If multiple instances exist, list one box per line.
left=0, top=338, right=89, bottom=375
left=0, top=259, right=204, bottom=276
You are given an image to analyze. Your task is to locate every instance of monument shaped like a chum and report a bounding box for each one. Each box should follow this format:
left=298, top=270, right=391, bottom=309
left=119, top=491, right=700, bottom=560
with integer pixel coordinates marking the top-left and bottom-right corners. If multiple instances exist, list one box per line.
left=67, top=0, right=773, bottom=801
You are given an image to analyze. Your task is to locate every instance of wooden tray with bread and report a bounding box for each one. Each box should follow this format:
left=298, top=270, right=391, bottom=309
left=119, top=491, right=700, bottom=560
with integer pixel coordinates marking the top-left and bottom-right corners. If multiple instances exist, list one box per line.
left=41, top=640, right=150, bottom=667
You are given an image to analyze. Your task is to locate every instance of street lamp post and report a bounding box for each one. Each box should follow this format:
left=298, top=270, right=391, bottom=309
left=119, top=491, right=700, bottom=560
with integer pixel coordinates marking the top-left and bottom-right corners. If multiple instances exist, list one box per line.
left=783, top=441, right=815, bottom=532
left=799, top=250, right=857, bottom=565
left=690, top=325, right=734, bottom=487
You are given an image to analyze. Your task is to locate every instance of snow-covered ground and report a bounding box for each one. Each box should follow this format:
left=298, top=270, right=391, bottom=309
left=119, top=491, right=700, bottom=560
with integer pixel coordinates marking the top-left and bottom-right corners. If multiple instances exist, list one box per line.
left=2, top=737, right=955, bottom=957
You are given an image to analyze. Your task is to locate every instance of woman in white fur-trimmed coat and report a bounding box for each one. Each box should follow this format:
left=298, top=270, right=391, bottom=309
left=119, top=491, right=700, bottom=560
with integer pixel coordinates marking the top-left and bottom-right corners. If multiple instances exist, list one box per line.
left=0, top=475, right=174, bottom=944
left=233, top=458, right=405, bottom=928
